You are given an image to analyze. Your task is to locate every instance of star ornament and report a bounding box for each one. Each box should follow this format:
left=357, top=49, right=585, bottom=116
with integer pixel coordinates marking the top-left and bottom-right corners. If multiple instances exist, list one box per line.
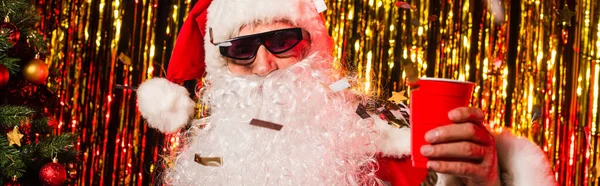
left=388, top=91, right=408, bottom=103
left=556, top=5, right=576, bottom=26
left=6, top=126, right=24, bottom=147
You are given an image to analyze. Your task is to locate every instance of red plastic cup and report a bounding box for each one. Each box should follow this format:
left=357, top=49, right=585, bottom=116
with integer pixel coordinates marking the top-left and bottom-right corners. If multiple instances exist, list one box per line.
left=410, top=78, right=475, bottom=168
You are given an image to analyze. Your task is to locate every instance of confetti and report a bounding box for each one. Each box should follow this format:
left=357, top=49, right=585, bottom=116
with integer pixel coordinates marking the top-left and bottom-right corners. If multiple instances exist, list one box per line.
left=493, top=58, right=503, bottom=68
left=427, top=15, right=438, bottom=21
left=313, top=0, right=327, bottom=13
left=395, top=1, right=416, bottom=10
left=194, top=154, right=222, bottom=167
left=388, top=91, right=408, bottom=103
left=531, top=104, right=541, bottom=122
left=355, top=103, right=371, bottom=119
left=249, top=119, right=283, bottom=131
left=328, top=78, right=351, bottom=92
left=163, top=157, right=175, bottom=168
left=118, top=52, right=132, bottom=65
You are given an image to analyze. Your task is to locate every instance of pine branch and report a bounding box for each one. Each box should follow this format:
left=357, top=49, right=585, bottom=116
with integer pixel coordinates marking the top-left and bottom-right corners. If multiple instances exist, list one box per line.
left=0, top=34, right=13, bottom=53
left=0, top=54, right=20, bottom=75
left=36, top=133, right=77, bottom=159
left=0, top=0, right=59, bottom=182
left=57, top=147, right=79, bottom=162
left=20, top=136, right=79, bottom=166
left=31, top=117, right=52, bottom=134
left=0, top=137, right=26, bottom=179
left=0, top=105, right=35, bottom=129
left=19, top=143, right=36, bottom=165
left=26, top=32, right=47, bottom=55
left=1, top=1, right=40, bottom=33
left=0, top=0, right=47, bottom=57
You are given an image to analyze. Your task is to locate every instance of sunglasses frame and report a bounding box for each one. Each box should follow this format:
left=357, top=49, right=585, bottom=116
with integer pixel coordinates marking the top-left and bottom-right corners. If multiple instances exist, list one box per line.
left=210, top=27, right=310, bottom=62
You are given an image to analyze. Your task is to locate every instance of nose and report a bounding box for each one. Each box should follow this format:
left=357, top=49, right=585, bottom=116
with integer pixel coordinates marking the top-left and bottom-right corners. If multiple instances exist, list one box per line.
left=252, top=46, right=278, bottom=76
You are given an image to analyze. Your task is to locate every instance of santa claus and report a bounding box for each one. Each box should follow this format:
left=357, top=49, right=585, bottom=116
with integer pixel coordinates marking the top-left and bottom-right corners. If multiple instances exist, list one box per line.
left=136, top=0, right=557, bottom=185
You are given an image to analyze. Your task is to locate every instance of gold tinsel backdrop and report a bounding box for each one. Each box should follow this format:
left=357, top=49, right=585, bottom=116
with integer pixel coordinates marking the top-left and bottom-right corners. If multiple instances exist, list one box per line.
left=34, top=0, right=598, bottom=185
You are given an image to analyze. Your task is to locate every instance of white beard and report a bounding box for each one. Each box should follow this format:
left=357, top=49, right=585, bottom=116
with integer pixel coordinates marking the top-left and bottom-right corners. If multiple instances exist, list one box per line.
left=165, top=53, right=381, bottom=185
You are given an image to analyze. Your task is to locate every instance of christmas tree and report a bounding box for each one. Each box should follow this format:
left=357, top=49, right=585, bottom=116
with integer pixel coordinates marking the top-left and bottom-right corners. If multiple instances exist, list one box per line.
left=0, top=1, right=77, bottom=186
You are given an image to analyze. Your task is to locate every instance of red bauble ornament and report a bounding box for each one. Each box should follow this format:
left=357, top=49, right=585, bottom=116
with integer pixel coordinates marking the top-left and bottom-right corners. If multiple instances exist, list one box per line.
left=47, top=117, right=58, bottom=129
left=3, top=181, right=20, bottom=186
left=39, top=160, right=67, bottom=186
left=0, top=64, right=9, bottom=88
left=3, top=176, right=20, bottom=186
left=23, top=59, right=49, bottom=84
left=0, top=22, right=20, bottom=47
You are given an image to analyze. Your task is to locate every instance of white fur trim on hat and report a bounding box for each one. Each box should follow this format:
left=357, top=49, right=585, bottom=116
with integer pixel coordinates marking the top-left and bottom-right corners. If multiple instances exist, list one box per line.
left=203, top=0, right=333, bottom=74
left=136, top=78, right=196, bottom=133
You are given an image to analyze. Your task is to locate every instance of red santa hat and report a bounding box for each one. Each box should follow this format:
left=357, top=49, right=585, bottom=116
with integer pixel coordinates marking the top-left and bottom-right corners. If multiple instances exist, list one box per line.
left=137, top=0, right=332, bottom=133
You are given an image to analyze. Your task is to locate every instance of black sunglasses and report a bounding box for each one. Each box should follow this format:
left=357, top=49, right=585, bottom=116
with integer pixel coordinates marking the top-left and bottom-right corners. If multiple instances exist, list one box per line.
left=210, top=28, right=310, bottom=64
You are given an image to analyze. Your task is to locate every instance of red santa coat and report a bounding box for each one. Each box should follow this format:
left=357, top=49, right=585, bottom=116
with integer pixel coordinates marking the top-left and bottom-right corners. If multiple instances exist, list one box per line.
left=376, top=156, right=429, bottom=185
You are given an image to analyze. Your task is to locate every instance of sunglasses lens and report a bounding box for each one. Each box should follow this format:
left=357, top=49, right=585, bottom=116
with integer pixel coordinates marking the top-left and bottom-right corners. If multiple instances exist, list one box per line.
left=264, top=30, right=302, bottom=54
left=223, top=37, right=260, bottom=59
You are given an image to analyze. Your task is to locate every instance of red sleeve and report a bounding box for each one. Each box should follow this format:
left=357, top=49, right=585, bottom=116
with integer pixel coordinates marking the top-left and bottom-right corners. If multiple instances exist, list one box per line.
left=375, top=155, right=429, bottom=186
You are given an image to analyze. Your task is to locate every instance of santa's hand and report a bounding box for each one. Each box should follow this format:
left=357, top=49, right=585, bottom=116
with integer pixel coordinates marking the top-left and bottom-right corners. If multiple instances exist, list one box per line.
left=420, top=107, right=500, bottom=186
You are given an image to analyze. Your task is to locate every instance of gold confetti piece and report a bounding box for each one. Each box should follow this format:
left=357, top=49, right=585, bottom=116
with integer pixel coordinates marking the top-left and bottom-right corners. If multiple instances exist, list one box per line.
left=388, top=119, right=408, bottom=129
left=250, top=119, right=283, bottom=131
left=388, top=91, right=408, bottom=103
left=194, top=154, right=223, bottom=167
left=6, top=126, right=24, bottom=147
left=118, top=52, right=132, bottom=65
left=163, top=157, right=175, bottom=168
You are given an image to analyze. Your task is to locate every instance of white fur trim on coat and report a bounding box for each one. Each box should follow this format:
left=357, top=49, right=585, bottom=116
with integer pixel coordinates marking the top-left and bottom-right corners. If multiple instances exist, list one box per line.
left=373, top=117, right=557, bottom=185
left=372, top=111, right=411, bottom=158
left=492, top=130, right=557, bottom=186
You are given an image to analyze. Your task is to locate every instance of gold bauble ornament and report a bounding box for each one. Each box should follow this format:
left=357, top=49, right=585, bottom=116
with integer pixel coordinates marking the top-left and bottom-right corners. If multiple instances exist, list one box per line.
left=23, top=58, right=49, bottom=84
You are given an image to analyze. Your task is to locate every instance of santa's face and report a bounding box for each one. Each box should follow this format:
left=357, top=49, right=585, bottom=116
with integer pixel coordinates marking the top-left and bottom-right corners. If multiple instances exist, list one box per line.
left=225, top=21, right=311, bottom=76
left=166, top=42, right=381, bottom=185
